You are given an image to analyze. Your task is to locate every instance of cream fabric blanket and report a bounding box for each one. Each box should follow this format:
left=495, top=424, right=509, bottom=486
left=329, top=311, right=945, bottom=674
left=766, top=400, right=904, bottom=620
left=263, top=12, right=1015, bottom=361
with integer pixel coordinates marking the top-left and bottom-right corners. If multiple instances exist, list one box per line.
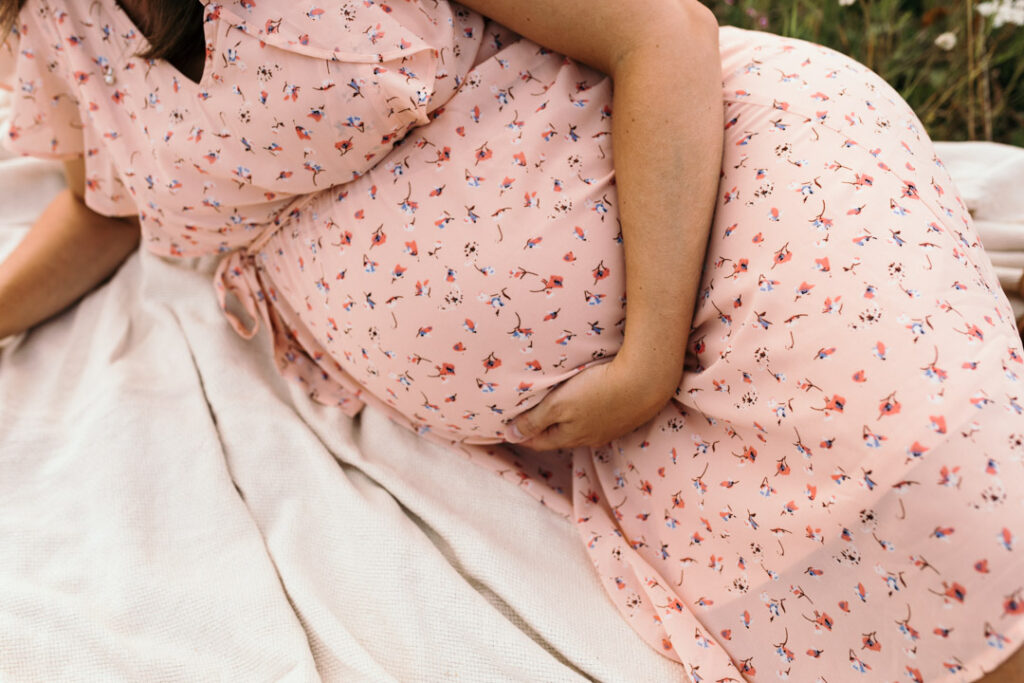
left=1, top=83, right=1022, bottom=681
left=931, top=139, right=1024, bottom=320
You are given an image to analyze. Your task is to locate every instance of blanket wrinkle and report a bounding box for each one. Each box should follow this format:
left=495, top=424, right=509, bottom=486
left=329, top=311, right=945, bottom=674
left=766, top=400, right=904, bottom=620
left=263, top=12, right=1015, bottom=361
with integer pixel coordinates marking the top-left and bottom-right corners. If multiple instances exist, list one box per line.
left=388, top=488, right=598, bottom=681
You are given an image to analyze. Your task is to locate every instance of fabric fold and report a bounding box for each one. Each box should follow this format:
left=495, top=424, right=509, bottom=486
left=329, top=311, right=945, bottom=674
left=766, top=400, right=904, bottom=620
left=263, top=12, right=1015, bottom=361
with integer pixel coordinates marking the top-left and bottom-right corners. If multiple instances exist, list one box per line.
left=214, top=249, right=268, bottom=341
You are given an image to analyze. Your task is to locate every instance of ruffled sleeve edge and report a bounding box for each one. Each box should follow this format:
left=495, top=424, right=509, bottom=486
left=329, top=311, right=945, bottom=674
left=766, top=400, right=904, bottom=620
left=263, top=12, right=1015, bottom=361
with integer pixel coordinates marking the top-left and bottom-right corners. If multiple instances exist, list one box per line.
left=215, top=3, right=436, bottom=64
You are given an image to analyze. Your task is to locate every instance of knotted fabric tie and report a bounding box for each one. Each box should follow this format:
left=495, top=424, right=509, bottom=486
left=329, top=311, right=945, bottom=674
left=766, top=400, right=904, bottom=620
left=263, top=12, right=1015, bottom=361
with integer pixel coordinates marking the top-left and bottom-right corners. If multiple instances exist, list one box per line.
left=213, top=248, right=269, bottom=340
left=213, top=194, right=316, bottom=340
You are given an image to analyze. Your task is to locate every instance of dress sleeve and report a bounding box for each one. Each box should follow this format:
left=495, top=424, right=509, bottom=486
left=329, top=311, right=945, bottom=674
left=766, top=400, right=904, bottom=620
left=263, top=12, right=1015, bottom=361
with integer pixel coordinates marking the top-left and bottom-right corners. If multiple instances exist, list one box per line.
left=0, top=11, right=83, bottom=160
left=211, top=0, right=480, bottom=147
left=0, top=6, right=137, bottom=217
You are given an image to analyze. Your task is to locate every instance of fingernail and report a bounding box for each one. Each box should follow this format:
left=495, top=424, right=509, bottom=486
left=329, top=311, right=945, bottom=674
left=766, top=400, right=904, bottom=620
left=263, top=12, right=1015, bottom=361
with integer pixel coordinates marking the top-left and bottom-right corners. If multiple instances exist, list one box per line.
left=507, top=422, right=525, bottom=443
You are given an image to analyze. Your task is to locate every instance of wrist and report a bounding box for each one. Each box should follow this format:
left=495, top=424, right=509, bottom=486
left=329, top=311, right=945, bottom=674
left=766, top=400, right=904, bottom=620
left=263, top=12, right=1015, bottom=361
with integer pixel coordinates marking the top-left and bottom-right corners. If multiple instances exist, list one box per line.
left=610, top=344, right=683, bottom=402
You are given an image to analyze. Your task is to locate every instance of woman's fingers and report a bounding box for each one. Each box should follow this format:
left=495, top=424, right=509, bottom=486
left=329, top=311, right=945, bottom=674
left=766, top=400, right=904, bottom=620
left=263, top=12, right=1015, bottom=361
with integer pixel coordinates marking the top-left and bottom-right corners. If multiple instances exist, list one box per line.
left=507, top=394, right=562, bottom=443
left=519, top=423, right=570, bottom=451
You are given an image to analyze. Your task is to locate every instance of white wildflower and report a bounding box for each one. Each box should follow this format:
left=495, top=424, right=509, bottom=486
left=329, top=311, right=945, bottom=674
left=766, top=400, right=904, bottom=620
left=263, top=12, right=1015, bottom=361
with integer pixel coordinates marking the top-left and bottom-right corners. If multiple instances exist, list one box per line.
left=977, top=1, right=1000, bottom=17
left=838, top=0, right=856, bottom=6
left=995, top=1, right=1024, bottom=27
left=976, top=0, right=1024, bottom=27
left=934, top=32, right=957, bottom=50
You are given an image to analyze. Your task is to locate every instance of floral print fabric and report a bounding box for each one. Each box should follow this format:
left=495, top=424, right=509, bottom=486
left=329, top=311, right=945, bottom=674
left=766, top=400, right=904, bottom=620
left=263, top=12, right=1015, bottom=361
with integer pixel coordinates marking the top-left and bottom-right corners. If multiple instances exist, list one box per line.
left=3, top=1, right=1024, bottom=680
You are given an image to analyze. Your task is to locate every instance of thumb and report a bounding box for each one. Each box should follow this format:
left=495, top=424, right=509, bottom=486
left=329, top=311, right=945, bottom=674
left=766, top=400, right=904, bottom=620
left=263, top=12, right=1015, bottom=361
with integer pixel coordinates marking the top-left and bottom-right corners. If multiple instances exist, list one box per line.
left=507, top=397, right=560, bottom=443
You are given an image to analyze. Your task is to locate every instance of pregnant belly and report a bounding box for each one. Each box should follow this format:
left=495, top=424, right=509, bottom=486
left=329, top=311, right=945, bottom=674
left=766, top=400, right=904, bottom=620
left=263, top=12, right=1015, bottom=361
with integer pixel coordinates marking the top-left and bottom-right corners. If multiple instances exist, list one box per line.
left=250, top=38, right=628, bottom=442
left=259, top=176, right=625, bottom=441
left=256, top=126, right=626, bottom=441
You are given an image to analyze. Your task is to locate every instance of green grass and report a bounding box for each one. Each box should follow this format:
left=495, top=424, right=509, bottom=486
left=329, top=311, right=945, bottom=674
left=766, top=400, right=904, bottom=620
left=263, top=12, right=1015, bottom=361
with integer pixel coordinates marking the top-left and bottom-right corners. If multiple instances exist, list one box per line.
left=704, top=0, right=1024, bottom=146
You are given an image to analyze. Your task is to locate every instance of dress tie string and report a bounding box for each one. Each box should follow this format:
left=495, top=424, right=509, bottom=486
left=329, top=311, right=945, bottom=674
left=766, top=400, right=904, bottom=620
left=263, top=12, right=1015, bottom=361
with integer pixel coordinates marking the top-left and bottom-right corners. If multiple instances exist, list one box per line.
left=212, top=194, right=317, bottom=340
left=213, top=248, right=269, bottom=340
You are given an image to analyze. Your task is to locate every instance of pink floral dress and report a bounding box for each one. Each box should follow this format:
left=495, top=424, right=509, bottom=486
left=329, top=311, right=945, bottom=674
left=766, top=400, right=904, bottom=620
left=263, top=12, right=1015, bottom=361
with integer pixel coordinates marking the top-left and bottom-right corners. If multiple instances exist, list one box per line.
left=3, top=1, right=1024, bottom=680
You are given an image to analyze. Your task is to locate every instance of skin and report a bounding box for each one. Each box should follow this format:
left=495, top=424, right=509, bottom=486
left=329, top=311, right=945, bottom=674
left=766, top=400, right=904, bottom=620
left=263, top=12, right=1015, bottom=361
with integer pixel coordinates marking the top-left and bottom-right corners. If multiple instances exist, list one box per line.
left=984, top=645, right=1024, bottom=683
left=0, top=157, right=139, bottom=339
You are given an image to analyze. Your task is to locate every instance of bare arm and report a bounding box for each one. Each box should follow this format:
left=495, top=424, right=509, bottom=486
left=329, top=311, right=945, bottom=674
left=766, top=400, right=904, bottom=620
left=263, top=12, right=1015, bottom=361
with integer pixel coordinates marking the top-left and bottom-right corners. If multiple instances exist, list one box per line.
left=465, top=0, right=724, bottom=446
left=608, top=6, right=722, bottom=397
left=0, top=158, right=140, bottom=339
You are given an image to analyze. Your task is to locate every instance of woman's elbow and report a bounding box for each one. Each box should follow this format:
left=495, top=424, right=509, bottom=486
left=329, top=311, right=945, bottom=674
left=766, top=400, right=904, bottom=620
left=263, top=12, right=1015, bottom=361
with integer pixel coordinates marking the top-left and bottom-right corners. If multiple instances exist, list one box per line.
left=613, top=1, right=719, bottom=77
left=676, top=1, right=720, bottom=54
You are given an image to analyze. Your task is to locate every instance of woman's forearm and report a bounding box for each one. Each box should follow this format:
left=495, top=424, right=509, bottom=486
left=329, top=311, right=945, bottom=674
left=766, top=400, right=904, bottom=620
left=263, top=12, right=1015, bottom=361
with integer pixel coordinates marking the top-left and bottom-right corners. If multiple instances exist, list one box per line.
left=0, top=189, right=140, bottom=339
left=610, top=4, right=723, bottom=395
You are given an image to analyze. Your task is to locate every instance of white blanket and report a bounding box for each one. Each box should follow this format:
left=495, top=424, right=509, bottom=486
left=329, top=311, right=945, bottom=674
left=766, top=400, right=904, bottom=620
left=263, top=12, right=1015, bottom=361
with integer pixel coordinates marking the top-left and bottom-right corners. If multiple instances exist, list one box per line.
left=931, top=139, right=1024, bottom=318
left=1, top=83, right=1022, bottom=681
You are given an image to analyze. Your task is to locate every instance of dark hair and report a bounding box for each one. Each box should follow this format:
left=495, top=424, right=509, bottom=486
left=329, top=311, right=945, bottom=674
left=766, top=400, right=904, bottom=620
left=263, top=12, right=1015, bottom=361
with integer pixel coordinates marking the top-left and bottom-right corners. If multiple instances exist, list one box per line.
left=2, top=0, right=204, bottom=64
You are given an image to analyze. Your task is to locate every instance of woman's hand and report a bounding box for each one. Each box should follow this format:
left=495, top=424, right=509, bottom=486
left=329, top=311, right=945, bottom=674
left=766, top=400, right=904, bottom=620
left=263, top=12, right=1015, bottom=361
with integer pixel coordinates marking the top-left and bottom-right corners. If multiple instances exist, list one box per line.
left=507, top=353, right=681, bottom=451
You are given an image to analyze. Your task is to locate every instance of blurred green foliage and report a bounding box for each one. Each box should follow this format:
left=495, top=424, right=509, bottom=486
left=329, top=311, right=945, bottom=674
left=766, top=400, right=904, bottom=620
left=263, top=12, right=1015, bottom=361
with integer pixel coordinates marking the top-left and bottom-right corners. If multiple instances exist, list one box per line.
left=704, top=0, right=1024, bottom=145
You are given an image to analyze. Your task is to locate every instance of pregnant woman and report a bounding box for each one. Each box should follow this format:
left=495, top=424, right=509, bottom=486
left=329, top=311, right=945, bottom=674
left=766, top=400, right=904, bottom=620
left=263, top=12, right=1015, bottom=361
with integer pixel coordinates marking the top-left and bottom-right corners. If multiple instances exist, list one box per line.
left=2, top=0, right=1023, bottom=680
